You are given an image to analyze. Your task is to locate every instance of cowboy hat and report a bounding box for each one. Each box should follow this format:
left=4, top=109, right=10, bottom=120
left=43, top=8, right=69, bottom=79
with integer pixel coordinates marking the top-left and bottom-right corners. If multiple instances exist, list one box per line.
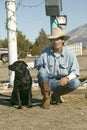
left=48, top=27, right=70, bottom=41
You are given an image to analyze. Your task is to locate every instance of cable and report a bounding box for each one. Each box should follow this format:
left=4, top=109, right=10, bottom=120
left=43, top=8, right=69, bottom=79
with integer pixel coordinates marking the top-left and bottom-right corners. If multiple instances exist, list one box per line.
left=17, top=0, right=45, bottom=8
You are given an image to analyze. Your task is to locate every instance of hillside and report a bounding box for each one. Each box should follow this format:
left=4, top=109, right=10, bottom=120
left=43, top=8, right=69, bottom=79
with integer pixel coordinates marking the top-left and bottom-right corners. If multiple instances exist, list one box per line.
left=68, top=23, right=87, bottom=48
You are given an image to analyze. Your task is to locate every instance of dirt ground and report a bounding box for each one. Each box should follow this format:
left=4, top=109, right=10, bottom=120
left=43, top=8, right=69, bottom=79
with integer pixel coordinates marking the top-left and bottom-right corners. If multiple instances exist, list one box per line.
left=0, top=87, right=87, bottom=130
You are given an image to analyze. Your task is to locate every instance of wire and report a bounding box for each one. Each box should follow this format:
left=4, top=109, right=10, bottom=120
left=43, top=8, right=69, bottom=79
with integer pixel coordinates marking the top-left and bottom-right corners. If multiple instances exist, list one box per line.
left=17, top=0, right=45, bottom=8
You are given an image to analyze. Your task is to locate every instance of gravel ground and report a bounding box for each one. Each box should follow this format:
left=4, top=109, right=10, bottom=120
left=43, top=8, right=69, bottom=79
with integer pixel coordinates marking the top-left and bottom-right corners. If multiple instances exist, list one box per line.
left=0, top=61, right=87, bottom=130
left=0, top=87, right=87, bottom=130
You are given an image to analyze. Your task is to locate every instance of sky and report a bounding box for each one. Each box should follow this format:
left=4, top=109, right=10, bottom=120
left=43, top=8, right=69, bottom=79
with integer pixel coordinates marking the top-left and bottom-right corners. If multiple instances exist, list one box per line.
left=0, top=0, right=87, bottom=43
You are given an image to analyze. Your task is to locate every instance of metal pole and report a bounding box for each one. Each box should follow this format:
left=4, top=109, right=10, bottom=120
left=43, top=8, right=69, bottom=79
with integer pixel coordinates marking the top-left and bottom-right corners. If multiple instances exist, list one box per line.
left=5, top=0, right=17, bottom=86
left=49, top=0, right=63, bottom=33
left=50, top=16, right=58, bottom=33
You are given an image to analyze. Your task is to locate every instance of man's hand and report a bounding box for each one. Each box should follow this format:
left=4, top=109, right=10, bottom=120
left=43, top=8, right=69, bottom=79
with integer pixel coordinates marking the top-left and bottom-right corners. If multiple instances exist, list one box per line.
left=58, top=77, right=69, bottom=86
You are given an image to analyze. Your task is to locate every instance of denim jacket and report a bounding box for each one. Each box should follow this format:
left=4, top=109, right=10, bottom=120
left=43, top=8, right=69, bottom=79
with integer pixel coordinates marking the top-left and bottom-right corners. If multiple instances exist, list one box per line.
left=35, top=46, right=79, bottom=79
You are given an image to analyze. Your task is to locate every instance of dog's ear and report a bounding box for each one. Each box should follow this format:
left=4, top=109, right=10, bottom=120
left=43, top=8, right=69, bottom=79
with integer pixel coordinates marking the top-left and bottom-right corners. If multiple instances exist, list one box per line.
left=19, top=61, right=28, bottom=70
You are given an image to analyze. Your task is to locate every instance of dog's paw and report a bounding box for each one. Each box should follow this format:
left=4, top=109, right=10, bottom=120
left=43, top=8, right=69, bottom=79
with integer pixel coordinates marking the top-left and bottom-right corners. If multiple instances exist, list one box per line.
left=17, top=106, right=22, bottom=109
left=27, top=105, right=32, bottom=108
left=10, top=103, right=14, bottom=106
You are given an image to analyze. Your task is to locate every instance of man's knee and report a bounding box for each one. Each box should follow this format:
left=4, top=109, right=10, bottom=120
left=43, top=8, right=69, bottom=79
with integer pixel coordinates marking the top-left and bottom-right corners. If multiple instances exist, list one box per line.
left=68, top=78, right=81, bottom=91
left=38, top=68, right=48, bottom=82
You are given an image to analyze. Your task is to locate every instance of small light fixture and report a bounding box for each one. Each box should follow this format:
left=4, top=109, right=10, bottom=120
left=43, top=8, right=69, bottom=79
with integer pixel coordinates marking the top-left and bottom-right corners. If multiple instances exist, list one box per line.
left=57, top=15, right=67, bottom=30
left=57, top=15, right=67, bottom=25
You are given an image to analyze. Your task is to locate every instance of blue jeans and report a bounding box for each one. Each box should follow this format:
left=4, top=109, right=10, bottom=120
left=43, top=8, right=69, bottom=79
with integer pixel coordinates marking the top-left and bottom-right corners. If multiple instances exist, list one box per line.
left=38, top=68, right=81, bottom=92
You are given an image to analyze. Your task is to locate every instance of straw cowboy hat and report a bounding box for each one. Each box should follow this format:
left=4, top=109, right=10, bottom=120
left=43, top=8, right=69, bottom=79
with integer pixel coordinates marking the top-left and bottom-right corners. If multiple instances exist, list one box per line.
left=48, top=27, right=70, bottom=41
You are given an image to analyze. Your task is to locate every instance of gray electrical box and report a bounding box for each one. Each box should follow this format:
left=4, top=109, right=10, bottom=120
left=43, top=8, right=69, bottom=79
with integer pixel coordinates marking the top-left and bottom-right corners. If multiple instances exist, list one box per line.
left=45, top=0, right=62, bottom=16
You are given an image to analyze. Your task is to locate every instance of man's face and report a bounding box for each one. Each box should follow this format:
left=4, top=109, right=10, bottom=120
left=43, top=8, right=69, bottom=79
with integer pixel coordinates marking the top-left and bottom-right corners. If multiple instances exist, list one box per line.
left=51, top=37, right=64, bottom=49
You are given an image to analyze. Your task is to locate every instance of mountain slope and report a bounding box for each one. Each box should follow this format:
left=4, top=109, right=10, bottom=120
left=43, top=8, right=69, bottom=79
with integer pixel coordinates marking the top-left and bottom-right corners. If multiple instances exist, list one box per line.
left=68, top=23, right=87, bottom=48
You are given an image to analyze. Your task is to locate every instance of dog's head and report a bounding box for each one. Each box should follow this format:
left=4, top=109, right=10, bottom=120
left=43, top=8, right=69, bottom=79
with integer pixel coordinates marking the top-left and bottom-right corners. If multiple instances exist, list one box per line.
left=8, top=61, right=28, bottom=72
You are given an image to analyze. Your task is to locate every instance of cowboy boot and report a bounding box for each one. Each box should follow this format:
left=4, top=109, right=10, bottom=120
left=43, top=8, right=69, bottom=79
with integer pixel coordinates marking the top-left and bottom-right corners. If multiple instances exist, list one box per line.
left=39, top=81, right=50, bottom=109
left=51, top=87, right=70, bottom=105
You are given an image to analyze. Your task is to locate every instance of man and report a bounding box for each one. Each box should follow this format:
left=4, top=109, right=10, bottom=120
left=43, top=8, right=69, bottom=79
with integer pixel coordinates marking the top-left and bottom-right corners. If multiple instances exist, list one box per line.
left=28, top=27, right=81, bottom=109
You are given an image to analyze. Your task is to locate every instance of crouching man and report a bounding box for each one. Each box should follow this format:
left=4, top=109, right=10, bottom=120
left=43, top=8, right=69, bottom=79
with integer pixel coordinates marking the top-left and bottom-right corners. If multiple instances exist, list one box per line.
left=27, top=27, right=81, bottom=109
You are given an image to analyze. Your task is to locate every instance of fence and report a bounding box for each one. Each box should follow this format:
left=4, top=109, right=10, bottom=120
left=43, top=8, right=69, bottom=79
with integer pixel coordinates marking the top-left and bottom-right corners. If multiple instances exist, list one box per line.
left=66, top=42, right=82, bottom=56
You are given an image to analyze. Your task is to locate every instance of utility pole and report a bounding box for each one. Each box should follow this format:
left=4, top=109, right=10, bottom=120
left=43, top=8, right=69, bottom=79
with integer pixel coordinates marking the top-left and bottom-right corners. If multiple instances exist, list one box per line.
left=5, top=0, right=17, bottom=86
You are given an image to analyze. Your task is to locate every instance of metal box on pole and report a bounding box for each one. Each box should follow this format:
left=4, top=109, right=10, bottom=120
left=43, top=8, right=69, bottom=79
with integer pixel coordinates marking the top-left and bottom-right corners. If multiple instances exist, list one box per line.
left=45, top=0, right=62, bottom=16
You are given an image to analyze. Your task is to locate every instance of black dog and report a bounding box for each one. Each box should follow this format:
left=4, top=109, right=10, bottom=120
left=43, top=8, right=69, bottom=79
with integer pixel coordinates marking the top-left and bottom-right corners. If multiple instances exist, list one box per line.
left=8, top=60, right=32, bottom=109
